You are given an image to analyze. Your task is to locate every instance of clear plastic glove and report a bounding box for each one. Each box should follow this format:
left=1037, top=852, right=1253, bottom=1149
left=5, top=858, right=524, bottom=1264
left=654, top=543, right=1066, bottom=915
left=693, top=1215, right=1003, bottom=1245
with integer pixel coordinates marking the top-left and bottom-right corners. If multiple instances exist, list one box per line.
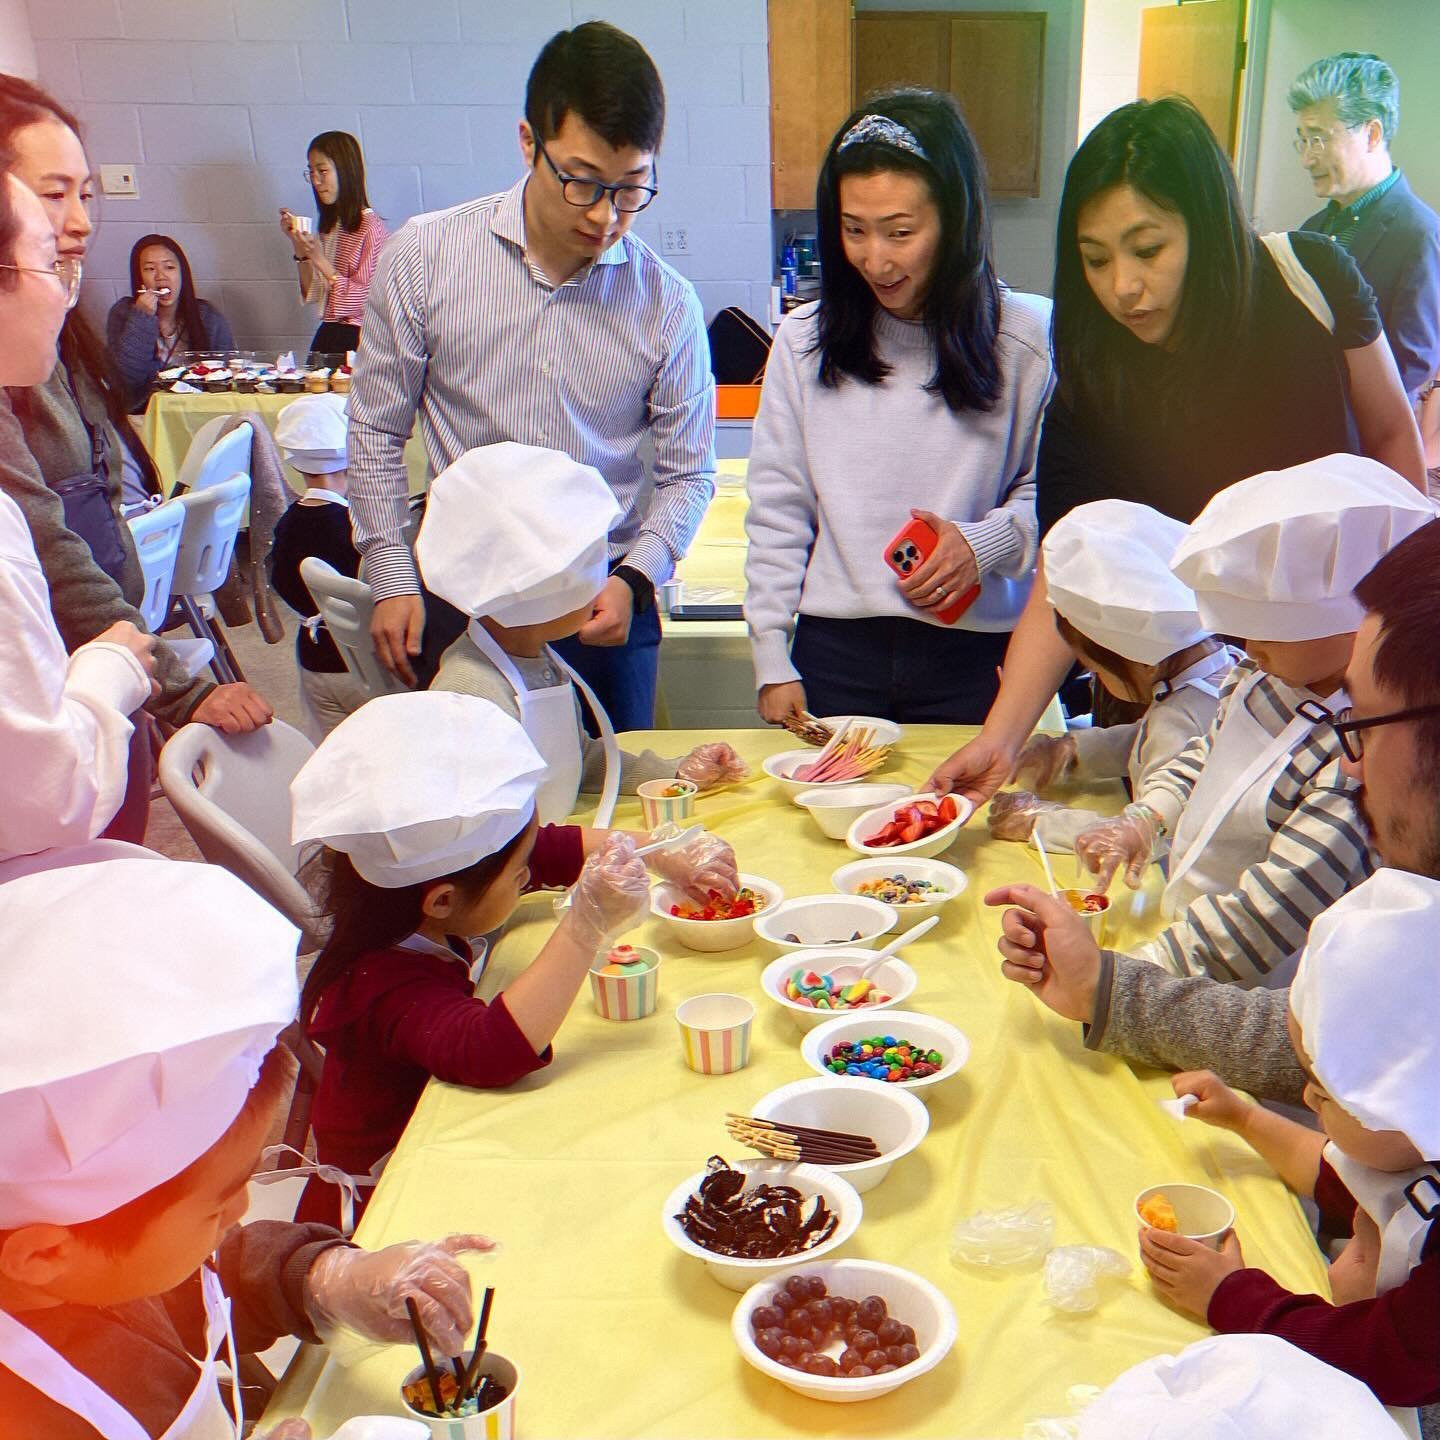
left=302, top=1234, right=497, bottom=1357
left=987, top=790, right=1067, bottom=843
left=950, top=1201, right=1056, bottom=1268
left=1044, top=1244, right=1131, bottom=1313
left=675, top=742, right=750, bottom=790
left=646, top=822, right=740, bottom=903
left=564, top=832, right=651, bottom=955
left=1073, top=804, right=1161, bottom=892
left=1010, top=732, right=1078, bottom=792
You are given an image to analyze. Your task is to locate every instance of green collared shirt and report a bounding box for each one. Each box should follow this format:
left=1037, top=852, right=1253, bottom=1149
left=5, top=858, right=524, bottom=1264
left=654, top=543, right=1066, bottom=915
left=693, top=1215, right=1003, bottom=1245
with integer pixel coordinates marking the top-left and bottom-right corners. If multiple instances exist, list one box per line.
left=1318, top=167, right=1402, bottom=251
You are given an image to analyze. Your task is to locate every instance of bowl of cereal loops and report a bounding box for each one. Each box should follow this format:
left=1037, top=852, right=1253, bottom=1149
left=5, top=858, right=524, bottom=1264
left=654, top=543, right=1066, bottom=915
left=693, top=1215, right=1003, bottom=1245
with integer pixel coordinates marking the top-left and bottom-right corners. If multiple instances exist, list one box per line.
left=732, top=1258, right=957, bottom=1402
left=800, top=1010, right=969, bottom=1101
left=650, top=872, right=784, bottom=953
left=760, top=949, right=917, bottom=1030
left=753, top=894, right=898, bottom=953
left=830, top=857, right=968, bottom=932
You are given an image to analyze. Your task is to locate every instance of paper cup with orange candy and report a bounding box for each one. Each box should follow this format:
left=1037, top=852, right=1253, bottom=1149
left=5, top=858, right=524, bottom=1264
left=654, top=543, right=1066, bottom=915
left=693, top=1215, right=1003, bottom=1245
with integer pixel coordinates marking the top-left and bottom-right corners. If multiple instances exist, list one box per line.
left=1135, top=1182, right=1235, bottom=1251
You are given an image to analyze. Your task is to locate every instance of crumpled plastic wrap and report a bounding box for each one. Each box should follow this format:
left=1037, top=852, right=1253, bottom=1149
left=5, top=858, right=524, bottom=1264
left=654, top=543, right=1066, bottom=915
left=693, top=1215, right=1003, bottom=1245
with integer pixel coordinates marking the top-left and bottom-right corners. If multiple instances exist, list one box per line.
left=1044, top=1245, right=1131, bottom=1312
left=1021, top=1387, right=1103, bottom=1440
left=949, top=1201, right=1056, bottom=1268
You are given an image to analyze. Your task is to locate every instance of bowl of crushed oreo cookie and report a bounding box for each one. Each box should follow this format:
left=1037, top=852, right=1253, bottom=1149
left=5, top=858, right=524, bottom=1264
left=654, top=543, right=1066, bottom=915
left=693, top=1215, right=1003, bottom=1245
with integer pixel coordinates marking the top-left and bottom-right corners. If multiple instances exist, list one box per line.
left=661, top=1155, right=863, bottom=1291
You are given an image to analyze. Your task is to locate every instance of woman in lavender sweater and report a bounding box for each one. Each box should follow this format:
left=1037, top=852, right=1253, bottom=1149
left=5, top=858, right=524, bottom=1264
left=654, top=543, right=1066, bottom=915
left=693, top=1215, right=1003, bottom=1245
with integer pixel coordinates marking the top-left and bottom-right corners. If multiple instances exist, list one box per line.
left=745, top=89, right=1054, bottom=726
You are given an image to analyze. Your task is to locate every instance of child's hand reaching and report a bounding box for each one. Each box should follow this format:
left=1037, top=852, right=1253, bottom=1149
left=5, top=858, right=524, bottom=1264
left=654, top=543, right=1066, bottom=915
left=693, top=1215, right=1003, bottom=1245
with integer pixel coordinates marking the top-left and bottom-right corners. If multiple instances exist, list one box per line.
left=1139, top=1227, right=1245, bottom=1321
left=646, top=825, right=740, bottom=902
left=566, top=833, right=651, bottom=954
left=1172, top=1070, right=1252, bottom=1132
left=676, top=742, right=749, bottom=790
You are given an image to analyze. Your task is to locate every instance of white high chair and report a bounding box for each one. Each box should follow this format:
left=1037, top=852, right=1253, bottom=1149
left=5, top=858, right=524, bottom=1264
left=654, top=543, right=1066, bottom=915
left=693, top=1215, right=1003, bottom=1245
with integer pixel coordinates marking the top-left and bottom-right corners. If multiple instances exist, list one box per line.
left=170, top=474, right=250, bottom=684
left=177, top=419, right=253, bottom=494
left=126, top=499, right=216, bottom=679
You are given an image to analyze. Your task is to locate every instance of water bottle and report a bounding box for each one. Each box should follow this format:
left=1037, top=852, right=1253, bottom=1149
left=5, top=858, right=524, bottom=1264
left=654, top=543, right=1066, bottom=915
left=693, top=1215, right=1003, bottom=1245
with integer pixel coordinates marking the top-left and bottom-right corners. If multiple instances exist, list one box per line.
left=780, top=243, right=798, bottom=299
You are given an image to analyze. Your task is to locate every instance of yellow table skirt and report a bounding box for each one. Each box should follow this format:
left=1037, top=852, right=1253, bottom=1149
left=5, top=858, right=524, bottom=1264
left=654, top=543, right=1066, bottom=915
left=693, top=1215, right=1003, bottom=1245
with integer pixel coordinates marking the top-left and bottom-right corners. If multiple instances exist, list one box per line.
left=265, top=730, right=1327, bottom=1438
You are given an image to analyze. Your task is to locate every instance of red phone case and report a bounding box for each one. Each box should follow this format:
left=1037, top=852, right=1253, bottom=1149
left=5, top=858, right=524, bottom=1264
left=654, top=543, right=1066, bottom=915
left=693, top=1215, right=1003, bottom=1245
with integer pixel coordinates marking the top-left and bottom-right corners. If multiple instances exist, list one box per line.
left=883, top=518, right=981, bottom=625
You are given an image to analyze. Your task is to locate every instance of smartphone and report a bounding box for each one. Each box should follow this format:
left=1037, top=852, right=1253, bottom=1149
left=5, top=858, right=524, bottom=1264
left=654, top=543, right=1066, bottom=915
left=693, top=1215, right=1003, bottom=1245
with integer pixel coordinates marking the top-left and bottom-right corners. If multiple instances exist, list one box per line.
left=884, top=517, right=981, bottom=626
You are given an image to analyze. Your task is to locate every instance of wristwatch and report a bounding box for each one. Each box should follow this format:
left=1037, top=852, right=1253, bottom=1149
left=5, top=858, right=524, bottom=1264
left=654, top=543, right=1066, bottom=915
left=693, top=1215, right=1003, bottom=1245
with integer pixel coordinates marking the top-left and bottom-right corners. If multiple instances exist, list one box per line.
left=611, top=563, right=654, bottom=614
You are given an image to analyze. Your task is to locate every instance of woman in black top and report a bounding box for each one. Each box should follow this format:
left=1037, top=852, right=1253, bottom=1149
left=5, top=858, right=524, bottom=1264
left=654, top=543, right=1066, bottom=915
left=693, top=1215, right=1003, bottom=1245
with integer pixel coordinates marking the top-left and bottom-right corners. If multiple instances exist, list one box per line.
left=929, top=96, right=1424, bottom=806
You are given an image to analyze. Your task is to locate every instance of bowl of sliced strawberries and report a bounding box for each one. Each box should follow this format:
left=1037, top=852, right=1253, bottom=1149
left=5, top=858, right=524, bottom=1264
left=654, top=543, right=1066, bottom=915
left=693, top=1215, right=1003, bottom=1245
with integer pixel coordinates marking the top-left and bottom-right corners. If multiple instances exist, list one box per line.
left=845, top=793, right=972, bottom=860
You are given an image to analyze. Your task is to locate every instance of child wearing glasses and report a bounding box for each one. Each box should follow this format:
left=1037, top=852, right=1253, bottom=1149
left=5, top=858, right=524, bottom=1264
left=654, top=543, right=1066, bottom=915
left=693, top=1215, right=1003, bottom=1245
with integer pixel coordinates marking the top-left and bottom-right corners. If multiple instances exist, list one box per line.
left=1070, top=453, right=1434, bottom=986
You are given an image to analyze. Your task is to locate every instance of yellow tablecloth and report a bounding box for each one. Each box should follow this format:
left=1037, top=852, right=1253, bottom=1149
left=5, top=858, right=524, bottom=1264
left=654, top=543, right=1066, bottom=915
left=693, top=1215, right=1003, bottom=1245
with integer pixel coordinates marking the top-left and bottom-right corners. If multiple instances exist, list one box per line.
left=138, top=391, right=430, bottom=496
left=265, top=726, right=1328, bottom=1438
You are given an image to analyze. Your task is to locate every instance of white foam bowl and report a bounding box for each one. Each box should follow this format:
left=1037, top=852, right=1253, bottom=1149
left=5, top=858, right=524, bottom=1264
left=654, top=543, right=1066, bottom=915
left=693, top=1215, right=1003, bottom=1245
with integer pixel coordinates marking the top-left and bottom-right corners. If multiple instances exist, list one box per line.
left=800, top=1009, right=970, bottom=1101
left=649, top=872, right=783, bottom=953
left=795, top=783, right=913, bottom=840
left=831, top=857, right=969, bottom=931
left=750, top=1076, right=929, bottom=1192
left=661, top=1158, right=862, bottom=1291
left=817, top=714, right=903, bottom=749
left=753, top=894, right=898, bottom=953
left=732, top=1258, right=957, bottom=1402
left=845, top=792, right=974, bottom=860
left=763, top=749, right=877, bottom=803
left=761, top=950, right=917, bottom=1031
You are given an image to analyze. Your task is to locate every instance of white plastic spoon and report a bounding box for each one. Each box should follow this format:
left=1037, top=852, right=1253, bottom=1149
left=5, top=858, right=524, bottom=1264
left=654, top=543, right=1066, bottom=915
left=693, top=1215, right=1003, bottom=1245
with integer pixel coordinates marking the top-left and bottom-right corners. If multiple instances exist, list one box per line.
left=822, top=914, right=942, bottom=986
left=556, top=824, right=705, bottom=909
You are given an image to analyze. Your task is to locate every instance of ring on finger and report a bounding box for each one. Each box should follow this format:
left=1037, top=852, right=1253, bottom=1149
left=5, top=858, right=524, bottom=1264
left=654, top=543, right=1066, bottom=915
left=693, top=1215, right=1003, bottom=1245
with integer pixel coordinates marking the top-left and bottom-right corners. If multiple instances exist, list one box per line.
left=933, top=584, right=949, bottom=599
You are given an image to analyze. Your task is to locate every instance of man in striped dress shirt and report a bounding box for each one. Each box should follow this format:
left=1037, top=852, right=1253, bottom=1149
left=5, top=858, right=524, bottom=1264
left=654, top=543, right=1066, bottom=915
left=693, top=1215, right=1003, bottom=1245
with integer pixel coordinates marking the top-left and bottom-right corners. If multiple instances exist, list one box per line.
left=347, top=22, right=716, bottom=727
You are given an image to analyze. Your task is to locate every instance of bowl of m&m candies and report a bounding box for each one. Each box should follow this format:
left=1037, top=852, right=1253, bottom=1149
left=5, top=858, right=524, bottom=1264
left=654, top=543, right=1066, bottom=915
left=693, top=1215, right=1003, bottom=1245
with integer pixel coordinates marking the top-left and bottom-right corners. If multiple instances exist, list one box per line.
left=732, top=1259, right=958, bottom=1403
left=831, top=857, right=968, bottom=932
left=800, top=1010, right=969, bottom=1100
left=650, top=872, right=784, bottom=953
left=760, top=949, right=917, bottom=1029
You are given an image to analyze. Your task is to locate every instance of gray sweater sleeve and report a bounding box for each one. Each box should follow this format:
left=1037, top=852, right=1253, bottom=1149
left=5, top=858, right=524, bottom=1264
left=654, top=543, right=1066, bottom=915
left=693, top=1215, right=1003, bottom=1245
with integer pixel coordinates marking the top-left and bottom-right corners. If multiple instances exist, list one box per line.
left=1084, top=950, right=1306, bottom=1104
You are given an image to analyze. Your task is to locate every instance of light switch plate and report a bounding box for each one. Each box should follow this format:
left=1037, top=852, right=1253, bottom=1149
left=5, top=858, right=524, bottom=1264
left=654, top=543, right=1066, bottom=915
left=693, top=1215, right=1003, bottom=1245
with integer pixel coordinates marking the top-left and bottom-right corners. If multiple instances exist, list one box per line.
left=661, top=224, right=689, bottom=256
left=100, top=164, right=138, bottom=198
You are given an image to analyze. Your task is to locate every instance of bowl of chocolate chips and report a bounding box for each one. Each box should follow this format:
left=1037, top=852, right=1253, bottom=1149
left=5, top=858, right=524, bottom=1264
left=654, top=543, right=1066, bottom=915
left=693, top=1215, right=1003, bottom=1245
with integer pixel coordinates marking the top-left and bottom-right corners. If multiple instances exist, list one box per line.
left=661, top=1155, right=862, bottom=1291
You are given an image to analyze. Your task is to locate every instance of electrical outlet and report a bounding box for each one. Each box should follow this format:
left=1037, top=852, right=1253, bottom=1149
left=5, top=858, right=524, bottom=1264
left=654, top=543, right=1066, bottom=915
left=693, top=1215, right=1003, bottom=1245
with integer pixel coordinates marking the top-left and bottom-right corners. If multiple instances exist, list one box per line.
left=661, top=224, right=689, bottom=256
left=100, top=164, right=138, bottom=198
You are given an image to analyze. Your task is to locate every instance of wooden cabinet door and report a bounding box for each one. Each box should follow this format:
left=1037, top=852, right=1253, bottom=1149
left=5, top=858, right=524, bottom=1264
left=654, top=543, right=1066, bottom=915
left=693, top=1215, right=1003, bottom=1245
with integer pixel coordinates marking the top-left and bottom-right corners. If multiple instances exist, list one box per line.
left=1138, top=0, right=1246, bottom=154
left=768, top=0, right=855, bottom=210
left=856, top=12, right=949, bottom=98
left=950, top=13, right=1045, bottom=197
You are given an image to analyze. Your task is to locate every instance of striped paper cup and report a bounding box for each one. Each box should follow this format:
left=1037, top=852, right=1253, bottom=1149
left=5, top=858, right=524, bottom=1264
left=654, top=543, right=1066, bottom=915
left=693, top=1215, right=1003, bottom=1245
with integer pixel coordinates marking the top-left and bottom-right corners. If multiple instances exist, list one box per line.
left=400, top=1349, right=520, bottom=1438
left=676, top=993, right=755, bottom=1075
left=638, top=778, right=697, bottom=828
left=588, top=948, right=661, bottom=1021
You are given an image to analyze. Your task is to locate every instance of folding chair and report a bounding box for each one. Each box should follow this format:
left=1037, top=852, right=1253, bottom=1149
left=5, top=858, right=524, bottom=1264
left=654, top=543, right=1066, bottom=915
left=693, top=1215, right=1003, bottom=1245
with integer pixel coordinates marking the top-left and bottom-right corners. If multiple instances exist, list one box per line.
left=127, top=499, right=215, bottom=679
left=299, top=557, right=408, bottom=700
left=177, top=419, right=253, bottom=494
left=170, top=475, right=250, bottom=684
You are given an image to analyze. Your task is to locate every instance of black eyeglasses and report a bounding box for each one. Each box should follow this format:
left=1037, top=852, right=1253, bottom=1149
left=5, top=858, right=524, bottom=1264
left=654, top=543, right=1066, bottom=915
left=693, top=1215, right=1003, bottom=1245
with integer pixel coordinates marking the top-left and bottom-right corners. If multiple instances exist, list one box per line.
left=1306, top=701, right=1440, bottom=763
left=535, top=140, right=658, bottom=214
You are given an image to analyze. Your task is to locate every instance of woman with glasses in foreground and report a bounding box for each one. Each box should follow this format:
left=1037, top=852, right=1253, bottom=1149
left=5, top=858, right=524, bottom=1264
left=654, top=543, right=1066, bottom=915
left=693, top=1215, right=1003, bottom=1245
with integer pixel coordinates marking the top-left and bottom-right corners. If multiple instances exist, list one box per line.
left=280, top=129, right=389, bottom=355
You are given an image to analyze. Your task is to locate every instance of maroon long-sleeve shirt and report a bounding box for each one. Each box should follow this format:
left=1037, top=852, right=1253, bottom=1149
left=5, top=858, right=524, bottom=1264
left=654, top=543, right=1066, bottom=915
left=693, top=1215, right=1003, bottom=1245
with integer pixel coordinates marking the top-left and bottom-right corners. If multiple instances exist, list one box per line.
left=1209, top=1156, right=1440, bottom=1408
left=298, top=825, right=584, bottom=1227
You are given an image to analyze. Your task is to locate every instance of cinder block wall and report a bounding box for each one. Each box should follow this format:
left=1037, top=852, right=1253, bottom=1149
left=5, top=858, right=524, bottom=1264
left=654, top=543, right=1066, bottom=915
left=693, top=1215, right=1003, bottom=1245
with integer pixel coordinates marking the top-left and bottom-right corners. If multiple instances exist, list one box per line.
left=28, top=0, right=775, bottom=356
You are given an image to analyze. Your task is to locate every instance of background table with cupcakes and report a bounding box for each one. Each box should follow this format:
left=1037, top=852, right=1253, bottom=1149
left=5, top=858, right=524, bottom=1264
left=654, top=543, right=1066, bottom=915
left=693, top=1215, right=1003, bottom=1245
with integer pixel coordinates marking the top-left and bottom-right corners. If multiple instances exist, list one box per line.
left=264, top=724, right=1330, bottom=1438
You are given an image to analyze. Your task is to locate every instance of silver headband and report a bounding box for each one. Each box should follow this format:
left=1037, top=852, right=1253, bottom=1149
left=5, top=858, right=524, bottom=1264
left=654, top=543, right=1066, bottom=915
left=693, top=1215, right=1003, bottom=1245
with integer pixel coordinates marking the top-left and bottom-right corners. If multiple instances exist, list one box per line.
left=837, top=114, right=930, bottom=164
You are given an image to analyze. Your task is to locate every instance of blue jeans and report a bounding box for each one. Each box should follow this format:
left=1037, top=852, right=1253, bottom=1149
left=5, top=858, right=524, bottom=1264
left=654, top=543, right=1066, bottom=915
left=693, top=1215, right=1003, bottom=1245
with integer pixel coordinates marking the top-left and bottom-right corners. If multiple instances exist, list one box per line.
left=550, top=604, right=662, bottom=733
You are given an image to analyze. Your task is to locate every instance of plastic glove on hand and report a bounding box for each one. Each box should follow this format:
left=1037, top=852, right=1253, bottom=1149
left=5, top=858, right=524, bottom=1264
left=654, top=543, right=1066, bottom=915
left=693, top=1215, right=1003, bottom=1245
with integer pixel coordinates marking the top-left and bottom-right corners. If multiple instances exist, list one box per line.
left=1073, top=804, right=1160, bottom=892
left=303, top=1234, right=498, bottom=1356
left=565, top=832, right=652, bottom=954
left=647, top=823, right=740, bottom=902
left=1010, top=732, right=1078, bottom=792
left=987, top=790, right=1065, bottom=843
left=675, top=741, right=750, bottom=790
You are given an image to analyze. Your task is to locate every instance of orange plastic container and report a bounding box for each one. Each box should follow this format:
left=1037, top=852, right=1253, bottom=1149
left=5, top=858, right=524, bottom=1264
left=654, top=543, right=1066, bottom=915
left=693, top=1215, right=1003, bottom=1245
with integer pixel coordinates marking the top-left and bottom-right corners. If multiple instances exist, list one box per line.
left=716, top=384, right=762, bottom=419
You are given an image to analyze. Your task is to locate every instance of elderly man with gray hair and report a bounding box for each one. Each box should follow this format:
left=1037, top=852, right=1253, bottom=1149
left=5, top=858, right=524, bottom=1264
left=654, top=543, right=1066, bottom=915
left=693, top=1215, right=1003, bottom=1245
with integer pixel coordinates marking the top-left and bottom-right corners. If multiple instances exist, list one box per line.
left=1290, top=51, right=1440, bottom=408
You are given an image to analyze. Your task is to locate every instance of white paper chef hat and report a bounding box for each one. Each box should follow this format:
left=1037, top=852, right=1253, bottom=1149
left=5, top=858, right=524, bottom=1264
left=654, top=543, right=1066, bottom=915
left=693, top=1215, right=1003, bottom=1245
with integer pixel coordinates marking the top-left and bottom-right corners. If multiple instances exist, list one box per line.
left=1043, top=500, right=1209, bottom=664
left=0, top=858, right=299, bottom=1229
left=1290, top=868, right=1440, bottom=1158
left=1170, top=455, right=1436, bottom=642
left=275, top=392, right=349, bottom=473
left=1076, top=1335, right=1408, bottom=1439
left=290, top=692, right=548, bottom=888
left=416, top=442, right=621, bottom=628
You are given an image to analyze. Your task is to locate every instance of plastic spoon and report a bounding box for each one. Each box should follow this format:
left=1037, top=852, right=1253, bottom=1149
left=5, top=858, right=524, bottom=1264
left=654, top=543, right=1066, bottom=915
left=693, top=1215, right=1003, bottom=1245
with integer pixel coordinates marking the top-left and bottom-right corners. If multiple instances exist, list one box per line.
left=556, top=824, right=704, bottom=910
left=826, top=914, right=941, bottom=986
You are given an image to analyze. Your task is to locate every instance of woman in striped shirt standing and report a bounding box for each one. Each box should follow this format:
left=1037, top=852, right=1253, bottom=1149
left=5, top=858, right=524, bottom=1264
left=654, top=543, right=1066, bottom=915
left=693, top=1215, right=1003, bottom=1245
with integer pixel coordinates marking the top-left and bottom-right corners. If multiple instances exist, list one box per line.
left=280, top=130, right=388, bottom=355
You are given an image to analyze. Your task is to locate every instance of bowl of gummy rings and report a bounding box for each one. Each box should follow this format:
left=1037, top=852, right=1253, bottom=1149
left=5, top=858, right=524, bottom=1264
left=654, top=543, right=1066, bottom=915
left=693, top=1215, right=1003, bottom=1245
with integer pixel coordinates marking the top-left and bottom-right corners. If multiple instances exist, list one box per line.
left=731, top=1258, right=958, bottom=1402
left=759, top=949, right=917, bottom=1030
left=650, top=872, right=784, bottom=953
left=799, top=1010, right=970, bottom=1101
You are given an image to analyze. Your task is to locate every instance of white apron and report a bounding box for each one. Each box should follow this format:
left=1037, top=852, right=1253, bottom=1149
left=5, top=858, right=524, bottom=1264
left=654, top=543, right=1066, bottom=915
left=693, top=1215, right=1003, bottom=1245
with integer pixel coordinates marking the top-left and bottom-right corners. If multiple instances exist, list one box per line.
left=1162, top=670, right=1343, bottom=918
left=1327, top=1145, right=1438, bottom=1440
left=0, top=1263, right=241, bottom=1439
left=464, top=620, right=619, bottom=828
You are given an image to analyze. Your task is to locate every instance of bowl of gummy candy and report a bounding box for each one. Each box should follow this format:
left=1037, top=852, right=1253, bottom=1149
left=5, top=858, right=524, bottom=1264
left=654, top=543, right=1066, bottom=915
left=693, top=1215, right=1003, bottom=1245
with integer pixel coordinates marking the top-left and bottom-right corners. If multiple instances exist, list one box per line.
left=760, top=949, right=916, bottom=1030
left=732, top=1259, right=958, bottom=1402
left=650, top=872, right=784, bottom=953
left=830, top=857, right=968, bottom=932
left=800, top=1010, right=970, bottom=1101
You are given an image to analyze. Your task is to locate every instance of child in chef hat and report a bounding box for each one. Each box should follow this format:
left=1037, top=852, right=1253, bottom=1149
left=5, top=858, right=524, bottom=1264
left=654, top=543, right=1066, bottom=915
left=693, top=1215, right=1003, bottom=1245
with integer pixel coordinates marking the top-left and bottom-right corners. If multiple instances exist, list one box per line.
left=289, top=690, right=668, bottom=1229
left=0, top=856, right=493, bottom=1435
left=420, top=442, right=748, bottom=828
left=1138, top=869, right=1440, bottom=1418
left=1073, top=454, right=1435, bottom=986
left=270, top=392, right=367, bottom=740
left=987, top=499, right=1236, bottom=852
